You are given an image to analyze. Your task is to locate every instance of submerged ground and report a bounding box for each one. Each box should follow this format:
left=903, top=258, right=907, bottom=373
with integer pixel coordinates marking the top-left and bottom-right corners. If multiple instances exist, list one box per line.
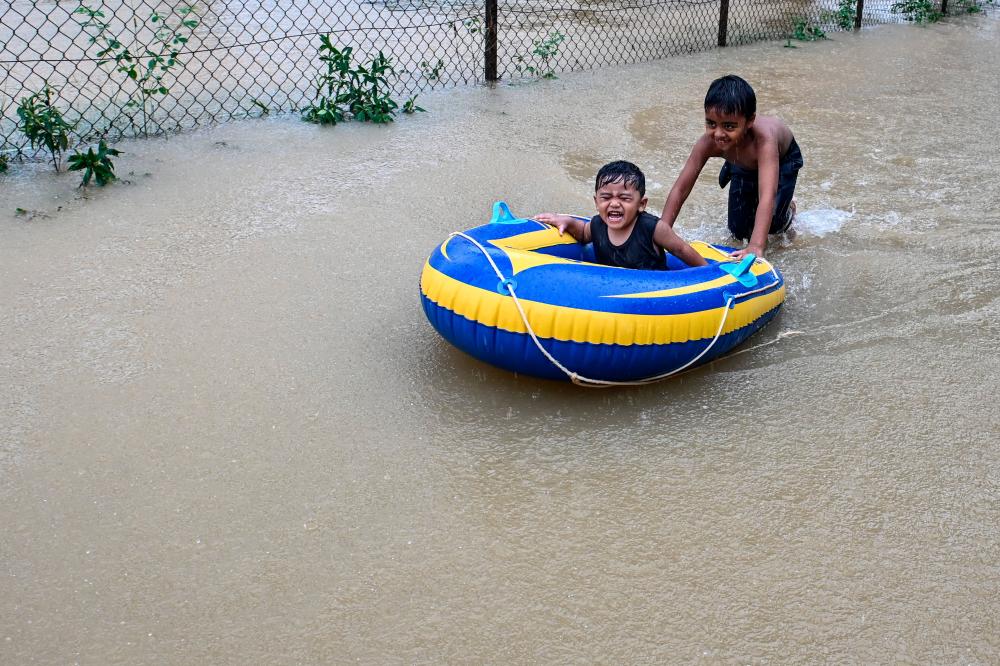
left=2, top=14, right=998, bottom=663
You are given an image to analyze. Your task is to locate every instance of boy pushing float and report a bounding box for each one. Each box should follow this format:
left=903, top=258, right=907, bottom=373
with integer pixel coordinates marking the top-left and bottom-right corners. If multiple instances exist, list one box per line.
left=662, top=74, right=804, bottom=260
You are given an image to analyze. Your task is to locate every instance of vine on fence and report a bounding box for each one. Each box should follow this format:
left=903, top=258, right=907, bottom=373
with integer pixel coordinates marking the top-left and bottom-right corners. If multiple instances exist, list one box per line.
left=420, top=59, right=445, bottom=82
left=75, top=3, right=199, bottom=137
left=514, top=31, right=567, bottom=79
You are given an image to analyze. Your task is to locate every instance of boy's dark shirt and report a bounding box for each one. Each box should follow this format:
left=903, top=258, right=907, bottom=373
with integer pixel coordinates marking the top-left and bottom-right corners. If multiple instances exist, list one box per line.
left=590, top=211, right=666, bottom=271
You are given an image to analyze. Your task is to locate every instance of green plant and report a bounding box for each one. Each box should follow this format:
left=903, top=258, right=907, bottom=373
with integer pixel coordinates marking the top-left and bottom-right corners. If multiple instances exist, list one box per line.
left=0, top=154, right=7, bottom=173
left=302, top=36, right=353, bottom=125
left=67, top=140, right=122, bottom=186
left=890, top=0, right=942, bottom=22
left=402, top=96, right=426, bottom=114
left=419, top=58, right=445, bottom=82
left=791, top=19, right=827, bottom=41
left=461, top=17, right=483, bottom=35
left=349, top=51, right=398, bottom=123
left=75, top=3, right=199, bottom=136
left=17, top=86, right=74, bottom=171
left=834, top=0, right=857, bottom=29
left=953, top=0, right=984, bottom=12
left=251, top=99, right=270, bottom=116
left=302, top=36, right=413, bottom=126
left=515, top=30, right=566, bottom=79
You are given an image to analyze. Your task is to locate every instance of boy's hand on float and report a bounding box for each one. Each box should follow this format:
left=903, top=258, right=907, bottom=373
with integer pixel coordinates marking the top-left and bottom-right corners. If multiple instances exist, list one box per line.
left=731, top=243, right=765, bottom=260
left=534, top=213, right=576, bottom=236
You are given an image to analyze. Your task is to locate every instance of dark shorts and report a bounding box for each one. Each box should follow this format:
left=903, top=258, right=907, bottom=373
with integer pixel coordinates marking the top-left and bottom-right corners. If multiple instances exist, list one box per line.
left=719, top=138, right=804, bottom=241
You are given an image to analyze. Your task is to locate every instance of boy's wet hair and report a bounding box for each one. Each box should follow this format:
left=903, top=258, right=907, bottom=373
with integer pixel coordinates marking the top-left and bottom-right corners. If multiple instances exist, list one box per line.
left=595, top=161, right=645, bottom=197
left=705, top=74, right=756, bottom=119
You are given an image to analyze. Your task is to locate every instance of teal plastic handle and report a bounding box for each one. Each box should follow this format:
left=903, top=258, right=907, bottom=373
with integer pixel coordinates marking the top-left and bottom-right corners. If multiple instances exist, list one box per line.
left=719, top=253, right=759, bottom=287
left=489, top=201, right=531, bottom=225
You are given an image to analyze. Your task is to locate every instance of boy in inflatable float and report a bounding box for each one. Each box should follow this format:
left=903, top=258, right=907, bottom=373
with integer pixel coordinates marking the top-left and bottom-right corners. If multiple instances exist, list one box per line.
left=535, top=161, right=707, bottom=270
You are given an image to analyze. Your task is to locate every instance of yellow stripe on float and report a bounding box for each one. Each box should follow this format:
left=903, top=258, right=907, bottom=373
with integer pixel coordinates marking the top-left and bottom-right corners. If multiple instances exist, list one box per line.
left=608, top=264, right=774, bottom=299
left=491, top=228, right=582, bottom=274
left=491, top=227, right=578, bottom=251
left=440, top=226, right=576, bottom=266
left=420, top=261, right=785, bottom=345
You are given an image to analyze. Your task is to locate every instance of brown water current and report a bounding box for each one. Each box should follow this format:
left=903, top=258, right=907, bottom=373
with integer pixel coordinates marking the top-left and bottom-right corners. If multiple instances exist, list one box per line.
left=2, top=16, right=999, bottom=664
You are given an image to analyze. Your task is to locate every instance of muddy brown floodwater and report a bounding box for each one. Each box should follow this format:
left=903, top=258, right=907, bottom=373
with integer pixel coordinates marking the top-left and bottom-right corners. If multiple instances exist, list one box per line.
left=2, top=14, right=999, bottom=664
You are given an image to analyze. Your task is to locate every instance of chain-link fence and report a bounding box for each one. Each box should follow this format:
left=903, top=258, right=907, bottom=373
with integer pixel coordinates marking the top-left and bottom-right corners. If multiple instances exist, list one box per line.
left=0, top=0, right=939, bottom=153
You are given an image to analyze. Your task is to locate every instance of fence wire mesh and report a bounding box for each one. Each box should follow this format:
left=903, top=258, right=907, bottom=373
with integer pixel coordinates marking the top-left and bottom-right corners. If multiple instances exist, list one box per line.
left=0, top=0, right=932, bottom=153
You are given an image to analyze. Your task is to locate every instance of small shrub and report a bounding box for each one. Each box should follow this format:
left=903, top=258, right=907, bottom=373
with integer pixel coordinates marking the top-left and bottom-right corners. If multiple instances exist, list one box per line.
left=515, top=31, right=566, bottom=79
left=67, top=140, right=122, bottom=187
left=834, top=0, right=858, bottom=29
left=302, top=36, right=418, bottom=126
left=349, top=51, right=398, bottom=123
left=953, top=0, right=984, bottom=12
left=890, top=0, right=942, bottom=22
left=17, top=86, right=74, bottom=172
left=791, top=19, right=827, bottom=41
left=402, top=96, right=425, bottom=114
left=0, top=154, right=8, bottom=173
left=302, top=37, right=354, bottom=125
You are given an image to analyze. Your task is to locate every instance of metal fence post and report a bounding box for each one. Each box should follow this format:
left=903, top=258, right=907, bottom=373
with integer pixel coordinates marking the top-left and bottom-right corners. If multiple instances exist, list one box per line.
left=485, top=0, right=498, bottom=82
left=940, top=0, right=948, bottom=13
left=718, top=0, right=729, bottom=46
left=854, top=0, right=864, bottom=29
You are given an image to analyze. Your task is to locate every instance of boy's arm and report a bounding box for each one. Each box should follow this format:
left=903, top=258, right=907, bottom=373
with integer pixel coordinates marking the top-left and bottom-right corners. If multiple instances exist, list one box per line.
left=534, top=213, right=591, bottom=243
left=662, top=136, right=713, bottom=228
left=733, top=139, right=780, bottom=260
left=653, top=221, right=708, bottom=267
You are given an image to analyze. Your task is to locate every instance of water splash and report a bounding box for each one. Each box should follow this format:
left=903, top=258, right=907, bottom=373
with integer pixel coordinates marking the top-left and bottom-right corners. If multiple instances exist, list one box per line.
left=794, top=208, right=853, bottom=237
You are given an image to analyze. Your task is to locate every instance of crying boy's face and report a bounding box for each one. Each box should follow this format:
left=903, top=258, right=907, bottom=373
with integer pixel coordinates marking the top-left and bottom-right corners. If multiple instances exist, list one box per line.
left=594, top=180, right=648, bottom=232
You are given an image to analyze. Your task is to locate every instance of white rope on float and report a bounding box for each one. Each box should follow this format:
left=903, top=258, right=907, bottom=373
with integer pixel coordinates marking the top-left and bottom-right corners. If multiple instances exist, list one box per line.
left=447, top=231, right=782, bottom=388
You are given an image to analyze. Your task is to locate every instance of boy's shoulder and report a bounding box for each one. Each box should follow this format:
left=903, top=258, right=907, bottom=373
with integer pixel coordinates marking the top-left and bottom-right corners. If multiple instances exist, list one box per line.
left=752, top=114, right=793, bottom=142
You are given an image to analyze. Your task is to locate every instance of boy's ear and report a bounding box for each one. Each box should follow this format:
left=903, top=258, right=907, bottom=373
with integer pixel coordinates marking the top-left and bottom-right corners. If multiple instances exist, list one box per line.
left=639, top=195, right=648, bottom=211
left=746, top=112, right=756, bottom=127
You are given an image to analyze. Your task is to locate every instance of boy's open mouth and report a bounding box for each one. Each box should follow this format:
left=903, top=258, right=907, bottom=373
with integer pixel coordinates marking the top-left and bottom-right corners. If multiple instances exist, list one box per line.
left=607, top=211, right=624, bottom=222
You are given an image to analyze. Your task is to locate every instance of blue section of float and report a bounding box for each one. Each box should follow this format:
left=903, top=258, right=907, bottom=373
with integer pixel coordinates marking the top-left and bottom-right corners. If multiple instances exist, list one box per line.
left=421, top=293, right=782, bottom=382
